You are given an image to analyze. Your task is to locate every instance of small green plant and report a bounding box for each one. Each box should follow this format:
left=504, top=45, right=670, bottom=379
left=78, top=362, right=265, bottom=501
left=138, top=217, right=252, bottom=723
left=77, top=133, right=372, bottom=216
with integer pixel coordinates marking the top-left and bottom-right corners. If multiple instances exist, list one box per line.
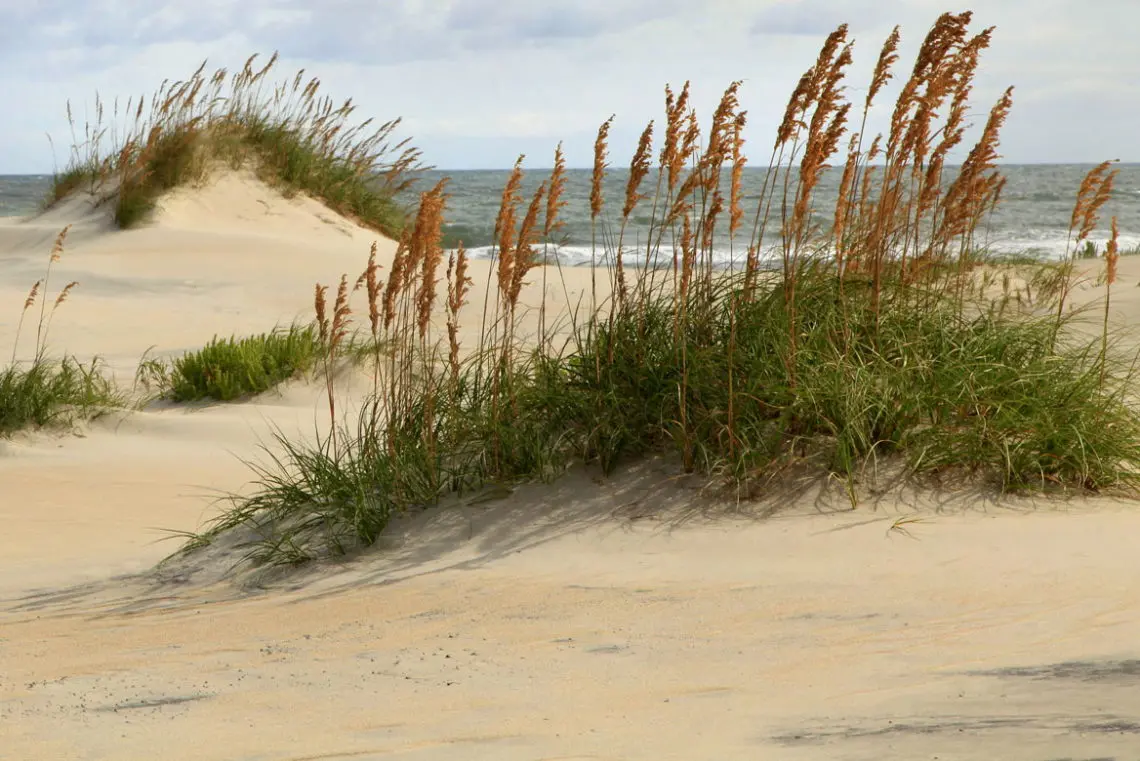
left=2, top=227, right=124, bottom=436
left=141, top=324, right=322, bottom=402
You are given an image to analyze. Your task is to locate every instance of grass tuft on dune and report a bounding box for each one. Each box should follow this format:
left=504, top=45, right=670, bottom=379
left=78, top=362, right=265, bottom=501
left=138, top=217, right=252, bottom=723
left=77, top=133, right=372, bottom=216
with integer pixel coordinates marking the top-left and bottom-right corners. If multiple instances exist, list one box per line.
left=45, top=53, right=428, bottom=238
left=1, top=227, right=124, bottom=436
left=138, top=324, right=322, bottom=403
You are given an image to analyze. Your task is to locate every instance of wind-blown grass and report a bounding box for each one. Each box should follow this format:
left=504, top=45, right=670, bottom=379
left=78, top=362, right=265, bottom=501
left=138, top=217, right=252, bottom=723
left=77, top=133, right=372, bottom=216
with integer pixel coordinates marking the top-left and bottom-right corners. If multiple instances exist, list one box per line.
left=2, top=227, right=124, bottom=436
left=184, top=11, right=1140, bottom=567
left=138, top=324, right=322, bottom=403
left=45, top=53, right=428, bottom=237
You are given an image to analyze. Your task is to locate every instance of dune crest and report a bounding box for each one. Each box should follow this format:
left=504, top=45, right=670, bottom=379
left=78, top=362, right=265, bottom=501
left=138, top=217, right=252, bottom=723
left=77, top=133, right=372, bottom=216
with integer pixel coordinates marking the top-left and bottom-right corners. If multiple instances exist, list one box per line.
left=0, top=170, right=397, bottom=374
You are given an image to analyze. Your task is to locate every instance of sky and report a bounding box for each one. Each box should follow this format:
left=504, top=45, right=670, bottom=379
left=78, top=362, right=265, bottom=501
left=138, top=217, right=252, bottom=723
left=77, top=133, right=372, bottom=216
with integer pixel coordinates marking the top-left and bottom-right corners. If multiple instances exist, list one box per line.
left=0, top=0, right=1136, bottom=173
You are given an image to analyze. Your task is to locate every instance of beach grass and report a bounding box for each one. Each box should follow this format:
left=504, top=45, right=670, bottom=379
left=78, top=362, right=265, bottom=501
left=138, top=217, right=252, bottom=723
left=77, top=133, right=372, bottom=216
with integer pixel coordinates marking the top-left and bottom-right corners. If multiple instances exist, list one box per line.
left=44, top=53, right=428, bottom=237
left=2, top=227, right=124, bottom=436
left=174, top=10, right=1140, bottom=567
left=137, top=323, right=322, bottom=403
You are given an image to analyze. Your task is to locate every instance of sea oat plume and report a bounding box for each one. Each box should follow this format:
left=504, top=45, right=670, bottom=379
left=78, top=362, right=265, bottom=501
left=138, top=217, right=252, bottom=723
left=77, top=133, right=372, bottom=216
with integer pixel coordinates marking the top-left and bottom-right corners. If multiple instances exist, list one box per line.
left=1107, top=216, right=1120, bottom=285
left=1081, top=166, right=1118, bottom=242
left=590, top=116, right=614, bottom=219
left=494, top=157, right=526, bottom=305
left=867, top=26, right=902, bottom=109
left=358, top=241, right=384, bottom=338
left=314, top=283, right=330, bottom=343
left=51, top=225, right=72, bottom=263
left=413, top=181, right=449, bottom=339
left=776, top=70, right=813, bottom=149
left=330, top=275, right=352, bottom=353
left=23, top=281, right=42, bottom=313
left=53, top=281, right=79, bottom=309
left=446, top=241, right=471, bottom=386
left=511, top=181, right=547, bottom=309
left=544, top=143, right=568, bottom=238
left=623, top=121, right=655, bottom=219
left=382, top=231, right=411, bottom=330
left=729, top=111, right=748, bottom=239
left=1070, top=161, right=1113, bottom=234
left=707, top=81, right=742, bottom=162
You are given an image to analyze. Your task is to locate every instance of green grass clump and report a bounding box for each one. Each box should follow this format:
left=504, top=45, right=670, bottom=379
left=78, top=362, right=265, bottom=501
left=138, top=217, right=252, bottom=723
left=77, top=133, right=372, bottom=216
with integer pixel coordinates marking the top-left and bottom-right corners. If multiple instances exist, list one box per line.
left=3, top=227, right=125, bottom=436
left=46, top=53, right=427, bottom=236
left=183, top=11, right=1140, bottom=568
left=141, top=324, right=321, bottom=402
left=0, top=357, right=122, bottom=436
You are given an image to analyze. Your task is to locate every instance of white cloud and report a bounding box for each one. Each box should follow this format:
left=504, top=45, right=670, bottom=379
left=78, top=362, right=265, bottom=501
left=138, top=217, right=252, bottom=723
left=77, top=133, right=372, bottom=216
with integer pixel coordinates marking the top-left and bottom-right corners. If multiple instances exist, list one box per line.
left=0, top=0, right=1136, bottom=172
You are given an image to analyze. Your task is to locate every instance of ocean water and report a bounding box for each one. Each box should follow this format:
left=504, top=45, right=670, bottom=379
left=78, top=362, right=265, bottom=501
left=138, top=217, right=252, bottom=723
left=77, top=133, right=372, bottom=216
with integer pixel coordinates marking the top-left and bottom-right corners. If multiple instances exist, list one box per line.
left=3, top=166, right=1138, bottom=266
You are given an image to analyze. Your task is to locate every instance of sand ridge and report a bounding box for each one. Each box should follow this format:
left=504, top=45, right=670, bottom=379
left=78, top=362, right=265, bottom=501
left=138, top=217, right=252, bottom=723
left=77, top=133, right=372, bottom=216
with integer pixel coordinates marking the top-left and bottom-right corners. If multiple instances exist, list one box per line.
left=2, top=173, right=1140, bottom=759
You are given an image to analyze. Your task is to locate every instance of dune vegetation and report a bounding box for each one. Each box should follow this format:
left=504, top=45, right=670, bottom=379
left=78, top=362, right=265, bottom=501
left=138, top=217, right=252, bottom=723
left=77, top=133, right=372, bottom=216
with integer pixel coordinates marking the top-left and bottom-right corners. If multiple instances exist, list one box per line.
left=162, top=11, right=1140, bottom=567
left=1, top=226, right=124, bottom=436
left=44, top=53, right=428, bottom=238
left=136, top=324, right=322, bottom=403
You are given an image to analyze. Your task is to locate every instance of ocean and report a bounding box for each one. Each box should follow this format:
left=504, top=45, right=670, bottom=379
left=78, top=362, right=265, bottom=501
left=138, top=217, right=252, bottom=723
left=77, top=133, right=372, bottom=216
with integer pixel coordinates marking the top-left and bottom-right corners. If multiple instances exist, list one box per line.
left=3, top=166, right=1138, bottom=266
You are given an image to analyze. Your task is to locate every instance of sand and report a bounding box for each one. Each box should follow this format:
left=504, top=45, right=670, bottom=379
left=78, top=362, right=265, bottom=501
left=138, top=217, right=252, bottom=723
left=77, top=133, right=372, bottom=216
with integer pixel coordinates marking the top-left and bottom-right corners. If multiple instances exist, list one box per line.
left=2, top=172, right=1140, bottom=760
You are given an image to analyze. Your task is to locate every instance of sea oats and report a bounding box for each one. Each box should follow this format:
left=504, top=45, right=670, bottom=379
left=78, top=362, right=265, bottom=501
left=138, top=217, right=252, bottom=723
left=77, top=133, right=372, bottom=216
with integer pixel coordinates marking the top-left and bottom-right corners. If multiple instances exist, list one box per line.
left=590, top=117, right=614, bottom=220
left=623, top=122, right=655, bottom=220
left=510, top=181, right=547, bottom=310
left=544, top=143, right=567, bottom=239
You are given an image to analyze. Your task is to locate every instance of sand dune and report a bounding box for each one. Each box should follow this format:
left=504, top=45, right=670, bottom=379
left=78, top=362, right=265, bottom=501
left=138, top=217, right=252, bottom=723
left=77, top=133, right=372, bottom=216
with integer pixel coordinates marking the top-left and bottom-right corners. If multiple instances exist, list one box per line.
left=3, top=174, right=1140, bottom=760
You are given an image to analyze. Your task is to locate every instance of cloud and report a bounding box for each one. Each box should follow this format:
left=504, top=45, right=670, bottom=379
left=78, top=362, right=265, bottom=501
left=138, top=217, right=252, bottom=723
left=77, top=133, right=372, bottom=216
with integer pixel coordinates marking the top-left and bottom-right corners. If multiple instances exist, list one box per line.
left=751, top=0, right=892, bottom=36
left=0, top=0, right=1137, bottom=172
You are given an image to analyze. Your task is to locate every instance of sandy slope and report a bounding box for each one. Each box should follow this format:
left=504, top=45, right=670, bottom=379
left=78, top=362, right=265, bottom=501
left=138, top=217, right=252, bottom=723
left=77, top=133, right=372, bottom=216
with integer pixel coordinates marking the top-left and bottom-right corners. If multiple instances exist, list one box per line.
left=2, top=173, right=1140, bottom=760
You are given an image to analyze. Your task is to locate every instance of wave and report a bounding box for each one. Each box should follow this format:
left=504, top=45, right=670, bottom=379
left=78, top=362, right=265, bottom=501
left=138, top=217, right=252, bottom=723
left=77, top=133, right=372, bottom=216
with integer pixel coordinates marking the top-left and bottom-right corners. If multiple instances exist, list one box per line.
left=454, top=228, right=1140, bottom=268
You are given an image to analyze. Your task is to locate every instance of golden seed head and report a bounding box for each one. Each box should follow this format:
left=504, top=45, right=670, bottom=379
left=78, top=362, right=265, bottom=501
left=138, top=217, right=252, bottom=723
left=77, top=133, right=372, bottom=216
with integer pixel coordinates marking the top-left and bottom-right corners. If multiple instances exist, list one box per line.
left=623, top=121, right=655, bottom=219
left=590, top=116, right=614, bottom=219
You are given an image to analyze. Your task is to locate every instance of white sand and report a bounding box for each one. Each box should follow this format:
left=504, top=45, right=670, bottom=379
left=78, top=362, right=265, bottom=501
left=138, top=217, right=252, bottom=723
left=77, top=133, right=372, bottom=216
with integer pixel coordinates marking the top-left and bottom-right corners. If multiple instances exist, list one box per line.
left=3, top=173, right=1140, bottom=760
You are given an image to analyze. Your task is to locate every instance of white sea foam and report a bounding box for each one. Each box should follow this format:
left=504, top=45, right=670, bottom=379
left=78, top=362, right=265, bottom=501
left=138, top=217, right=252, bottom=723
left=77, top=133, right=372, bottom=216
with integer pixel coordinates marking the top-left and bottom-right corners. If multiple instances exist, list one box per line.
left=456, top=227, right=1140, bottom=269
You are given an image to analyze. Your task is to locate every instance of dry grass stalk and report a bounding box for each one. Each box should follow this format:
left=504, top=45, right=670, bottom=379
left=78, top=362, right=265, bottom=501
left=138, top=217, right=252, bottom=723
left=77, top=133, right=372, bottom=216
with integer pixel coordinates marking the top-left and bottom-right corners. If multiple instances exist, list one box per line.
left=590, top=117, right=614, bottom=220
left=729, top=112, right=748, bottom=240
left=1070, top=161, right=1114, bottom=241
left=790, top=40, right=853, bottom=255
left=313, top=274, right=353, bottom=453
left=314, top=283, right=329, bottom=343
left=382, top=231, right=411, bottom=331
left=329, top=275, right=352, bottom=355
left=706, top=81, right=742, bottom=166
left=354, top=241, right=384, bottom=339
left=34, top=225, right=72, bottom=353
left=544, top=143, right=568, bottom=239
left=539, top=143, right=568, bottom=345
left=1106, top=216, right=1120, bottom=286
left=616, top=122, right=655, bottom=305
left=53, top=282, right=79, bottom=309
left=867, top=27, right=901, bottom=110
left=833, top=134, right=860, bottom=271
left=938, top=86, right=1014, bottom=258
left=1081, top=168, right=1117, bottom=243
left=510, top=181, right=547, bottom=312
left=661, top=82, right=692, bottom=194
left=623, top=122, right=655, bottom=220
left=411, top=180, right=450, bottom=342
left=494, top=158, right=526, bottom=314
left=446, top=243, right=472, bottom=387
left=22, top=282, right=41, bottom=313
left=1101, top=215, right=1121, bottom=387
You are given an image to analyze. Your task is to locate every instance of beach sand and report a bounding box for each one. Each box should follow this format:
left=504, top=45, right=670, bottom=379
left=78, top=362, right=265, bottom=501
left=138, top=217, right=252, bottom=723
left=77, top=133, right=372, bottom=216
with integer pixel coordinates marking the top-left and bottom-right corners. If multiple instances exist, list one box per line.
left=3, top=172, right=1140, bottom=760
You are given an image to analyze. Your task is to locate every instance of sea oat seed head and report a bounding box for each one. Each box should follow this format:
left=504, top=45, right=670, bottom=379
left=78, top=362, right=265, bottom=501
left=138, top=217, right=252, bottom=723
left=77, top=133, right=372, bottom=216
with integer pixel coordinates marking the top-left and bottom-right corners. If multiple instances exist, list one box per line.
left=590, top=116, right=614, bottom=219
left=623, top=121, right=655, bottom=219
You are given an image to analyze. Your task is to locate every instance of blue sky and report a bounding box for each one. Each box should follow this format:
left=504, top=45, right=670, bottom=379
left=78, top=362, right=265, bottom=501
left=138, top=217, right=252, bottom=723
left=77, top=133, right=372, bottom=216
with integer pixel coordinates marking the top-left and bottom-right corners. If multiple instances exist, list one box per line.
left=0, top=0, right=1136, bottom=172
